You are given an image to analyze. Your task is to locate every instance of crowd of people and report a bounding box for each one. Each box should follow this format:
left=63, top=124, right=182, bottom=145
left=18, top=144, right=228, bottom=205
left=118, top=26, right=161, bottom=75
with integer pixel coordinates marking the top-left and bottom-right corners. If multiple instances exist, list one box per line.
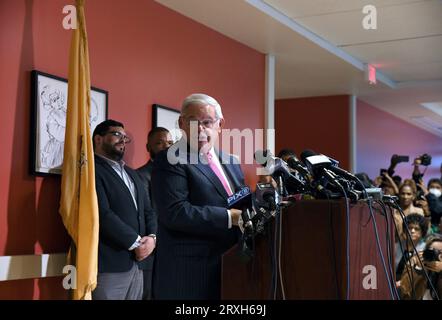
left=358, top=160, right=442, bottom=299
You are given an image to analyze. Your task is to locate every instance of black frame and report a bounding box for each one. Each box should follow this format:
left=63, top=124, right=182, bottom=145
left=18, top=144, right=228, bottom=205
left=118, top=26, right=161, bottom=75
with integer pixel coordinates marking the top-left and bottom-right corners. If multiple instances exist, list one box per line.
left=30, top=70, right=108, bottom=176
left=152, top=104, right=181, bottom=142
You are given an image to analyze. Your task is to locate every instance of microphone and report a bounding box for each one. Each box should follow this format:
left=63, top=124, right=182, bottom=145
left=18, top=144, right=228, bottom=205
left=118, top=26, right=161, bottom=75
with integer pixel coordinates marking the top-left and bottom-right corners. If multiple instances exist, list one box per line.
left=285, top=154, right=314, bottom=184
left=253, top=149, right=270, bottom=167
left=300, top=149, right=337, bottom=182
left=256, top=150, right=308, bottom=190
left=254, top=182, right=278, bottom=215
left=300, top=149, right=351, bottom=199
left=227, top=186, right=254, bottom=234
left=254, top=149, right=292, bottom=178
left=301, top=149, right=364, bottom=201
left=300, top=149, right=359, bottom=182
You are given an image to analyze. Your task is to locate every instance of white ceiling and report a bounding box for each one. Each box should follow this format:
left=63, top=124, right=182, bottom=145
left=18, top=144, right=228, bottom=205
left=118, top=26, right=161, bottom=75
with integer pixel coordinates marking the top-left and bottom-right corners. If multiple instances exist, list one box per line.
left=155, top=0, right=442, bottom=137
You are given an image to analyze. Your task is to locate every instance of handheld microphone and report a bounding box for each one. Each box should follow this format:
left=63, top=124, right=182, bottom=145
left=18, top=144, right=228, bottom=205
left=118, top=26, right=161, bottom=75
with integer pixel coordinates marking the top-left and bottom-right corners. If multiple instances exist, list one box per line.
left=227, top=186, right=254, bottom=234
left=254, top=182, right=278, bottom=215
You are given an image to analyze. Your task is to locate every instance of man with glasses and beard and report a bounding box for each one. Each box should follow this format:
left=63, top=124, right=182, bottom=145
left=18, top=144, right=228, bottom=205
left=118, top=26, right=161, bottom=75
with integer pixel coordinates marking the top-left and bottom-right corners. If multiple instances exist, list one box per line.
left=92, top=119, right=157, bottom=300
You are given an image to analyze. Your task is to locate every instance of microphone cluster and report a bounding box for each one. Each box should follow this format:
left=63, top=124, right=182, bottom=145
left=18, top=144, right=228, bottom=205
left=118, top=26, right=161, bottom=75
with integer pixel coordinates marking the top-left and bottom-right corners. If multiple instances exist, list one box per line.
left=227, top=183, right=280, bottom=242
left=234, top=149, right=399, bottom=298
left=254, top=148, right=367, bottom=201
left=227, top=148, right=384, bottom=253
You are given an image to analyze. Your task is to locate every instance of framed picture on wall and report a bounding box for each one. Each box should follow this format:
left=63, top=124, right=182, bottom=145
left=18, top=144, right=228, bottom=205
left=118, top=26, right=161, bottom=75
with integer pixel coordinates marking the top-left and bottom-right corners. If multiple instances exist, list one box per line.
left=152, top=104, right=182, bottom=142
left=30, top=70, right=108, bottom=176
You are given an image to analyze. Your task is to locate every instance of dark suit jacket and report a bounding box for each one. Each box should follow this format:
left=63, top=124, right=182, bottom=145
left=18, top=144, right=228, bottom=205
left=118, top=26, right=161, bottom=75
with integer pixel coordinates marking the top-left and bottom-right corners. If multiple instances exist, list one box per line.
left=426, top=193, right=442, bottom=225
left=137, top=160, right=153, bottom=196
left=151, top=140, right=244, bottom=299
left=94, top=155, right=157, bottom=273
left=136, top=160, right=155, bottom=271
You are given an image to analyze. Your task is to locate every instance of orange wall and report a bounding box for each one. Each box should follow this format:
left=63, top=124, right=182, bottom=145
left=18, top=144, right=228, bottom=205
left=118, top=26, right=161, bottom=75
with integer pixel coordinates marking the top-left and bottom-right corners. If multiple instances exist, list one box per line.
left=275, top=95, right=351, bottom=170
left=0, top=0, right=264, bottom=299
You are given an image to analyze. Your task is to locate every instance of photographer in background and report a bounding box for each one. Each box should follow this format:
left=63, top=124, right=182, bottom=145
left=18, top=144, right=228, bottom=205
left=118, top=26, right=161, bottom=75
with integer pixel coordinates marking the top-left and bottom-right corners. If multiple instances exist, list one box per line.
left=375, top=170, right=399, bottom=196
left=412, top=154, right=432, bottom=196
left=412, top=155, right=437, bottom=220
left=399, top=234, right=442, bottom=300
left=376, top=154, right=409, bottom=196
left=420, top=178, right=442, bottom=230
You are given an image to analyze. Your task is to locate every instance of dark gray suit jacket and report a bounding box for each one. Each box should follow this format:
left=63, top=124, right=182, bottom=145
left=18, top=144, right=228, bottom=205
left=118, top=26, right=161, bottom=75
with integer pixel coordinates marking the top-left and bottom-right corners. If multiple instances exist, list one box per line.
left=95, top=155, right=157, bottom=273
left=137, top=160, right=153, bottom=196
left=151, top=140, right=244, bottom=299
left=136, top=160, right=156, bottom=271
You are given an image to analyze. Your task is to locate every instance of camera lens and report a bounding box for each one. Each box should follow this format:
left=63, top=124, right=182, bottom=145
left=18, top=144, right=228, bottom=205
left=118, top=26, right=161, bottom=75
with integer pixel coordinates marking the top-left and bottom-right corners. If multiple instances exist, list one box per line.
left=423, top=248, right=440, bottom=262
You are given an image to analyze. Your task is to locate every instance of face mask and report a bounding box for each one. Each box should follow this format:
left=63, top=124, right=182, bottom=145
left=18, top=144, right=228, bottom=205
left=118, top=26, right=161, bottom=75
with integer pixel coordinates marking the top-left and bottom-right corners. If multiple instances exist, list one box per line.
left=429, top=188, right=442, bottom=198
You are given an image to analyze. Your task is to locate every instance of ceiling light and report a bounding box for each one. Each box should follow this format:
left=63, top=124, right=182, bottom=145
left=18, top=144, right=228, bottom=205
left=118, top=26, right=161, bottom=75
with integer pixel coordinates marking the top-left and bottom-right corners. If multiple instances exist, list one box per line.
left=421, top=102, right=442, bottom=117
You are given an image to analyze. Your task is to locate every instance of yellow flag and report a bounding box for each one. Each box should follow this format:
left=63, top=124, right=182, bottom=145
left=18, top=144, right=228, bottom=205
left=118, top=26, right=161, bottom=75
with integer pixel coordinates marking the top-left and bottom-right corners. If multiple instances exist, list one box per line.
left=59, top=0, right=99, bottom=300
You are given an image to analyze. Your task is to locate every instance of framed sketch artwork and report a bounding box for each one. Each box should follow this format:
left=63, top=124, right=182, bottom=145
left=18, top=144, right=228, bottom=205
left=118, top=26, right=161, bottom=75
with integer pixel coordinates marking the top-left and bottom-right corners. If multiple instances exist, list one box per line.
left=30, top=70, right=108, bottom=176
left=152, top=104, right=182, bottom=143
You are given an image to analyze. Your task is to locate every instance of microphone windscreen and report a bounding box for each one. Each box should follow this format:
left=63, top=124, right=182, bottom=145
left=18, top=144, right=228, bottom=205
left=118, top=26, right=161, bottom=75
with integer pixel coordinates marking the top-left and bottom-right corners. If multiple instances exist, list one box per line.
left=254, top=149, right=270, bottom=166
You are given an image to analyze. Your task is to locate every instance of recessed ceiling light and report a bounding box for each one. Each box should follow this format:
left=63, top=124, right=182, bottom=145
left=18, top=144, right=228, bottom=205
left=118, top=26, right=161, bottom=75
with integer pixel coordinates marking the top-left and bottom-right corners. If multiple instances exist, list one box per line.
left=421, top=102, right=442, bottom=117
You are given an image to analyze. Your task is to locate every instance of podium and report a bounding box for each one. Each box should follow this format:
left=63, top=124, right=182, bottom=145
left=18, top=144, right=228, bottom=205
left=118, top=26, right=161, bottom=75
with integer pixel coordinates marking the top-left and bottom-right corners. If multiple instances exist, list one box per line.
left=221, top=200, right=395, bottom=300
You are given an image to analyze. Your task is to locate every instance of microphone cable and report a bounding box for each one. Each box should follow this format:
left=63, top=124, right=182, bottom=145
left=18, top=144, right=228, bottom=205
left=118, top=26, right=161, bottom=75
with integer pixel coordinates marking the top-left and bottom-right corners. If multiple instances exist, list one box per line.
left=326, top=191, right=341, bottom=299
left=366, top=198, right=397, bottom=299
left=272, top=210, right=280, bottom=300
left=276, top=206, right=286, bottom=300
left=384, top=200, right=417, bottom=299
left=267, top=213, right=277, bottom=300
left=375, top=199, right=401, bottom=300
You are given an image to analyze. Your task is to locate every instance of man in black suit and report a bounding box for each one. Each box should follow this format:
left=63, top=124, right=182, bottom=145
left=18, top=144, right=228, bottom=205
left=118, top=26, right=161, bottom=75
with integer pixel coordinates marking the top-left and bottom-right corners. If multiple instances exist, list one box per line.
left=136, top=127, right=172, bottom=299
left=151, top=93, right=244, bottom=299
left=137, top=127, right=173, bottom=194
left=91, top=119, right=157, bottom=300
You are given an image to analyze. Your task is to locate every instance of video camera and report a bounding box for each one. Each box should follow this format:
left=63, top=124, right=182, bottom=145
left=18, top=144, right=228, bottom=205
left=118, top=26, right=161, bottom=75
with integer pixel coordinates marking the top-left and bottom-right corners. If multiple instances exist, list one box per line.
left=412, top=154, right=432, bottom=188
left=417, top=153, right=432, bottom=166
left=391, top=154, right=410, bottom=166
left=382, top=154, right=409, bottom=177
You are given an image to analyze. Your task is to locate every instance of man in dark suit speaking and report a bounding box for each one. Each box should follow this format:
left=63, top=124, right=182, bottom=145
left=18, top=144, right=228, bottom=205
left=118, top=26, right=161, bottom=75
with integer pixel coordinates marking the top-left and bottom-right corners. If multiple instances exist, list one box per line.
left=151, top=93, right=244, bottom=299
left=91, top=119, right=157, bottom=300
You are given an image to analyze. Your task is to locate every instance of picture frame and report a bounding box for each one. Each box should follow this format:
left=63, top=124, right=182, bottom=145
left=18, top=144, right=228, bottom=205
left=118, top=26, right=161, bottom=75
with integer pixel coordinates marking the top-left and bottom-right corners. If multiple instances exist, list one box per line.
left=152, top=104, right=182, bottom=143
left=30, top=70, right=108, bottom=176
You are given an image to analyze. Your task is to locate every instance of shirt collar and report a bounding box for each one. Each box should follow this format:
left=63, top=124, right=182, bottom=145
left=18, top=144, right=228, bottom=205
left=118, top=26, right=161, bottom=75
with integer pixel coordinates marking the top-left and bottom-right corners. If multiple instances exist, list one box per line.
left=96, top=153, right=126, bottom=168
left=199, top=146, right=217, bottom=159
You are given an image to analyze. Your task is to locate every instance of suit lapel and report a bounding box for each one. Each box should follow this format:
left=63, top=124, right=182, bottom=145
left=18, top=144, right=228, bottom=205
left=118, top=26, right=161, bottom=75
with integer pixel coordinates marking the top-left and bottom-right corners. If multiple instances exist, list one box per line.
left=125, top=168, right=142, bottom=213
left=194, top=161, right=229, bottom=199
left=218, top=150, right=242, bottom=190
left=95, top=155, right=138, bottom=212
left=173, top=140, right=233, bottom=199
